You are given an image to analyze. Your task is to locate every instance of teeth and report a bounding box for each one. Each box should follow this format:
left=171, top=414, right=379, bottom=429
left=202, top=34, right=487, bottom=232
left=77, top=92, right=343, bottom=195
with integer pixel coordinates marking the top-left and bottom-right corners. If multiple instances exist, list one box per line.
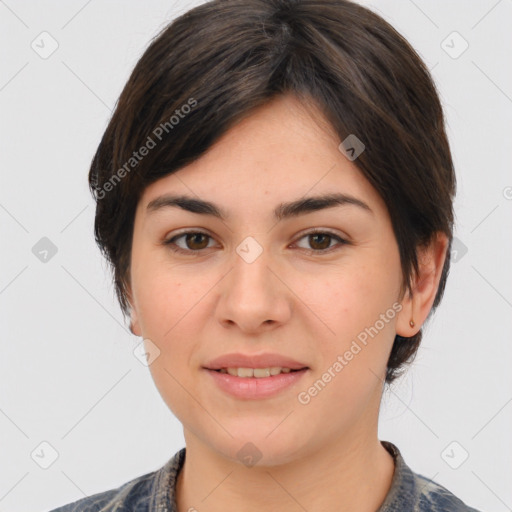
left=221, top=367, right=295, bottom=378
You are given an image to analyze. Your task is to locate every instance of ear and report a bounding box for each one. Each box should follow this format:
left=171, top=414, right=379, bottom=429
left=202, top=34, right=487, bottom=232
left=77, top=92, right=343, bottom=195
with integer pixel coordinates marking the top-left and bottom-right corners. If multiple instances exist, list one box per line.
left=396, top=232, right=449, bottom=337
left=126, top=282, right=142, bottom=337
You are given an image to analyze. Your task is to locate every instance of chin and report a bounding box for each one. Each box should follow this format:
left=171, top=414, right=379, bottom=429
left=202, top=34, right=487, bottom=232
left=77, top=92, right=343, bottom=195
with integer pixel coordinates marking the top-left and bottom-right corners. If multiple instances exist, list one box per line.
left=206, top=428, right=310, bottom=468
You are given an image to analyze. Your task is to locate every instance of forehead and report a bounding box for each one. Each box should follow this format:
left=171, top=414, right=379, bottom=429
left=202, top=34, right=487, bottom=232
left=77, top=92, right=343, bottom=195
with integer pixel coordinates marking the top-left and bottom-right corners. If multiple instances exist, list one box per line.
left=138, top=94, right=386, bottom=219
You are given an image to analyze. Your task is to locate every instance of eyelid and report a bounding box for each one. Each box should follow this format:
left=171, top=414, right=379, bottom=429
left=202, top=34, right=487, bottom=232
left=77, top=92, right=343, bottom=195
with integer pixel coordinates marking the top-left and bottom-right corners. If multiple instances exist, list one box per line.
left=290, top=228, right=348, bottom=253
left=162, top=228, right=349, bottom=255
left=292, top=227, right=347, bottom=241
left=162, top=229, right=217, bottom=255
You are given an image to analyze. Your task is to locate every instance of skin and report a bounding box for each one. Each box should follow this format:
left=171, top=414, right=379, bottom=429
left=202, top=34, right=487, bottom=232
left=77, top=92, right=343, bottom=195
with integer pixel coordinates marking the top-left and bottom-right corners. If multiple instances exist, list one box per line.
left=127, top=94, right=448, bottom=512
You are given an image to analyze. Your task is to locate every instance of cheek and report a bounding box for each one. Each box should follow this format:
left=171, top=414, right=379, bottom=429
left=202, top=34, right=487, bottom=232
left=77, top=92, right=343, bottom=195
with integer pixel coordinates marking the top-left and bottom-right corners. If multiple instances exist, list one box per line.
left=132, top=264, right=218, bottom=375
left=297, top=258, right=399, bottom=383
left=135, top=269, right=202, bottom=417
left=300, top=261, right=396, bottom=333
left=133, top=261, right=197, bottom=335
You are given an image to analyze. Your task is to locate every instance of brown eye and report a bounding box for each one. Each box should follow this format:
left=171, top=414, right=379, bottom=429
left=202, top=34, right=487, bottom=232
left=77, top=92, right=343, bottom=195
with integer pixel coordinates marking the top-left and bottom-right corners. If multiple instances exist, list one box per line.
left=184, top=233, right=210, bottom=250
left=294, top=230, right=348, bottom=254
left=163, top=231, right=216, bottom=255
left=308, top=233, right=332, bottom=250
left=163, top=229, right=347, bottom=256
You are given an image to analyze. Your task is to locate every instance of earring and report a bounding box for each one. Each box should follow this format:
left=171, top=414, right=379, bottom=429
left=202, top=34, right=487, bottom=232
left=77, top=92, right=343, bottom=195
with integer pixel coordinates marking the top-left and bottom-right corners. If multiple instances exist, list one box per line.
left=409, top=319, right=415, bottom=328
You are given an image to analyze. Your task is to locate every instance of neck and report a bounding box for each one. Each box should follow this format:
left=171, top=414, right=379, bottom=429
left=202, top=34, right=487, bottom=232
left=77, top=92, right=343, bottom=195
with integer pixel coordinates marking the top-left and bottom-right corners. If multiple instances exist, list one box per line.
left=175, top=424, right=395, bottom=512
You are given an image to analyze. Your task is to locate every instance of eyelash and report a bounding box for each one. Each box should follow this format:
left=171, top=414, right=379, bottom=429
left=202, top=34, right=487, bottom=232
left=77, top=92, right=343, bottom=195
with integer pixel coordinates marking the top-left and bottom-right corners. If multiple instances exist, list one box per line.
left=162, top=229, right=349, bottom=256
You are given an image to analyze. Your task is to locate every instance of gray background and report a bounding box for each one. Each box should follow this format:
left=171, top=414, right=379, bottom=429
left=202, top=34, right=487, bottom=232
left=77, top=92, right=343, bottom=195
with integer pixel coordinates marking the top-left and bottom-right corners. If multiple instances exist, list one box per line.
left=1, top=1, right=511, bottom=511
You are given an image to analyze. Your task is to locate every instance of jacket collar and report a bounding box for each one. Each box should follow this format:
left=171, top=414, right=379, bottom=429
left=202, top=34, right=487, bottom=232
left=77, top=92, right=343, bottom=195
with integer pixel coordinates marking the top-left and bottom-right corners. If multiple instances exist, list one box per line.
left=152, top=441, right=419, bottom=511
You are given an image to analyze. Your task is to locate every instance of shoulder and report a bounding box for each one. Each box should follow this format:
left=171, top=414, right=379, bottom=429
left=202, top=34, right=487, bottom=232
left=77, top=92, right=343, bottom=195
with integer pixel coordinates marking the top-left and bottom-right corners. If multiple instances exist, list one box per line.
left=47, top=470, right=156, bottom=512
left=47, top=447, right=186, bottom=512
left=379, top=441, right=482, bottom=512
left=413, top=473, right=482, bottom=512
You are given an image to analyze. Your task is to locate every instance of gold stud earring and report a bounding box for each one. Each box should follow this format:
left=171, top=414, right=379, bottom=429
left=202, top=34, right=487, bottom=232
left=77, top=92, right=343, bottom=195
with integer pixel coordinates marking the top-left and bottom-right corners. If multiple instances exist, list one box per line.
left=409, top=319, right=415, bottom=328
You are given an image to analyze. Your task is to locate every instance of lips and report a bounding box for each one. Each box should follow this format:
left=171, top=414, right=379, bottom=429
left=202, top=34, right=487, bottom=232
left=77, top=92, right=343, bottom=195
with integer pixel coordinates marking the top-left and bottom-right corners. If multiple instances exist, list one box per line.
left=205, top=363, right=309, bottom=400
left=203, top=352, right=309, bottom=371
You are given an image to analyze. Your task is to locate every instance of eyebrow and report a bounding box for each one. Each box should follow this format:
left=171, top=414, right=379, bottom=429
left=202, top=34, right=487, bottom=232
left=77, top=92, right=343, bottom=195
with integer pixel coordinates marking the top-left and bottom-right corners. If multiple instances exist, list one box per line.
left=146, top=192, right=373, bottom=221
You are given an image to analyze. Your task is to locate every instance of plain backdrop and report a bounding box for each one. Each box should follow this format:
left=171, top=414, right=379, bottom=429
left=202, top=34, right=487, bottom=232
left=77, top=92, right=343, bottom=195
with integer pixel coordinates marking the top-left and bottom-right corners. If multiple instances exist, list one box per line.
left=1, top=1, right=511, bottom=511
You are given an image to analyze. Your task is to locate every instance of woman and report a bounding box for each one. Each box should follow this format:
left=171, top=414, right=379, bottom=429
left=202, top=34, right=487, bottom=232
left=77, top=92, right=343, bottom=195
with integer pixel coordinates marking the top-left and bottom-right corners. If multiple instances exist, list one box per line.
left=50, top=0, right=481, bottom=510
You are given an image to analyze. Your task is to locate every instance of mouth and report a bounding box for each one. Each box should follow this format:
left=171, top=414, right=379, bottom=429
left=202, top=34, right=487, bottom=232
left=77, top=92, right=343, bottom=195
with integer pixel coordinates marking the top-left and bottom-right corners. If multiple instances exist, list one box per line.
left=209, top=367, right=308, bottom=378
left=203, top=352, right=309, bottom=374
left=204, top=365, right=309, bottom=399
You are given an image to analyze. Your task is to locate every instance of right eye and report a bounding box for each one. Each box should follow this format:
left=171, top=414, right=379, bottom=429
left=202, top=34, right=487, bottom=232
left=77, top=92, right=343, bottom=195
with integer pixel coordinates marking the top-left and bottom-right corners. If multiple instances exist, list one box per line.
left=163, top=231, right=218, bottom=255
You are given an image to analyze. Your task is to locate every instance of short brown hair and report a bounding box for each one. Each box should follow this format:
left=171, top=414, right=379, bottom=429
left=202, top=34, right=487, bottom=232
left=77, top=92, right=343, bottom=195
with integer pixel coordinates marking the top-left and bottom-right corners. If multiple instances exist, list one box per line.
left=88, top=0, right=456, bottom=384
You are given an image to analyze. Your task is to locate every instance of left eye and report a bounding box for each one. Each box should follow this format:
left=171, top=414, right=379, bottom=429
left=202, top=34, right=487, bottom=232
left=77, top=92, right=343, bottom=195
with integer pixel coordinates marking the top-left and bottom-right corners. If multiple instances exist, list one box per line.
left=163, top=230, right=347, bottom=255
left=293, top=231, right=347, bottom=253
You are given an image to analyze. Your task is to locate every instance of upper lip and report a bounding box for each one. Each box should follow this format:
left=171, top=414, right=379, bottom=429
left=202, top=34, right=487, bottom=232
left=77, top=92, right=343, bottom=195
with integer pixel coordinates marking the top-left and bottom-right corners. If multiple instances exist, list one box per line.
left=203, top=352, right=309, bottom=370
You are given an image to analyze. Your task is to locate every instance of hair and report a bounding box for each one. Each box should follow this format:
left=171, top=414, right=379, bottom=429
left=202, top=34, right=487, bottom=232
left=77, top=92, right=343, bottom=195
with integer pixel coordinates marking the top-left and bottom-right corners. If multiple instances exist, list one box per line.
left=88, top=0, right=456, bottom=384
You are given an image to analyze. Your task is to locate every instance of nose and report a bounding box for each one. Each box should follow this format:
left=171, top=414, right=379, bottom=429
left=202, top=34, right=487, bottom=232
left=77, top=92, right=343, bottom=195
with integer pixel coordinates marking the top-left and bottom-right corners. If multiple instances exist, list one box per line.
left=215, top=241, right=292, bottom=333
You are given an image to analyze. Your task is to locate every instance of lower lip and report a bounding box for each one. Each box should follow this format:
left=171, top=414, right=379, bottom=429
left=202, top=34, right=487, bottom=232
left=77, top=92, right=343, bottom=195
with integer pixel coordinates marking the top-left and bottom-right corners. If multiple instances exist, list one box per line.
left=204, top=368, right=309, bottom=400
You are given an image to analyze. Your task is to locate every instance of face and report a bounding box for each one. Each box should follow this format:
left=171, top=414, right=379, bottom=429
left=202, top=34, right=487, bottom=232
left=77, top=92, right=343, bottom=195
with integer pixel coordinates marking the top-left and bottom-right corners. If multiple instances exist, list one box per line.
left=128, top=94, right=410, bottom=466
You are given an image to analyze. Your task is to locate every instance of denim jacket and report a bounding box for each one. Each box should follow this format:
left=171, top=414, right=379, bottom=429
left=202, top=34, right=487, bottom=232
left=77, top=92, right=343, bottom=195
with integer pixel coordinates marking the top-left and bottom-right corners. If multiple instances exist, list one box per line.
left=47, top=441, right=482, bottom=511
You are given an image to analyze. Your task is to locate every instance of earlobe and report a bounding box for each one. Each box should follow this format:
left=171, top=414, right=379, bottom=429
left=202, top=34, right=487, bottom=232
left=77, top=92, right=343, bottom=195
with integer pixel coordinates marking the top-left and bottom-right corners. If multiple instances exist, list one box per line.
left=396, top=232, right=449, bottom=338
left=129, top=306, right=142, bottom=337
left=129, top=310, right=142, bottom=336
left=126, top=284, right=142, bottom=337
left=396, top=288, right=416, bottom=338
